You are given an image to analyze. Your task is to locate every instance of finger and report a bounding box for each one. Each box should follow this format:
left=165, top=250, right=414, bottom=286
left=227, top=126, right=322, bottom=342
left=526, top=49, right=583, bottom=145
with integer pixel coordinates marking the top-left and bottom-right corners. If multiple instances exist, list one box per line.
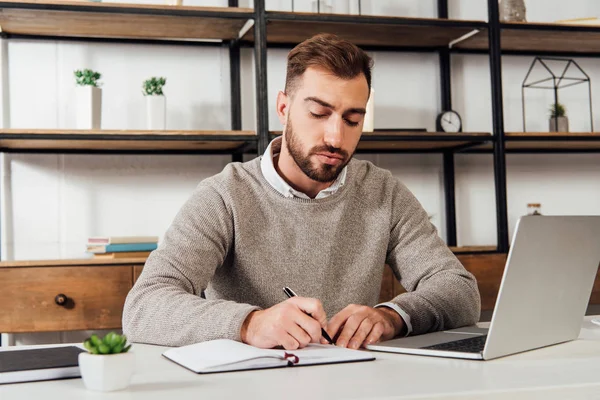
left=347, top=317, right=374, bottom=350
left=335, top=314, right=364, bottom=348
left=285, top=321, right=312, bottom=348
left=327, top=306, right=356, bottom=339
left=279, top=333, right=300, bottom=350
left=294, top=310, right=324, bottom=343
left=364, top=322, right=385, bottom=346
left=291, top=297, right=328, bottom=327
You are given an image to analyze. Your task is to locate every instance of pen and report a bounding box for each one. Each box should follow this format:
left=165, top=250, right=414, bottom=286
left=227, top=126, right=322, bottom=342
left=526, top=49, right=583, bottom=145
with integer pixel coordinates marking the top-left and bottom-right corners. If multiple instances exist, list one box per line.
left=283, top=286, right=334, bottom=345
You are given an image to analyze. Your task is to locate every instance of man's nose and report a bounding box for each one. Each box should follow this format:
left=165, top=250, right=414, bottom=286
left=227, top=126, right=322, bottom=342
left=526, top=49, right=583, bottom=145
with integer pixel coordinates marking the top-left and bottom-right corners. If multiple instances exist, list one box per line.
left=324, top=117, right=344, bottom=149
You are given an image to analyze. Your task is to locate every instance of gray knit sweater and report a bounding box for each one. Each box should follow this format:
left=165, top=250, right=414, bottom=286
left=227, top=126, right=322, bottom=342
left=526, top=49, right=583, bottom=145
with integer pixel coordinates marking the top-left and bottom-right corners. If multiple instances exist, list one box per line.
left=122, top=158, right=480, bottom=346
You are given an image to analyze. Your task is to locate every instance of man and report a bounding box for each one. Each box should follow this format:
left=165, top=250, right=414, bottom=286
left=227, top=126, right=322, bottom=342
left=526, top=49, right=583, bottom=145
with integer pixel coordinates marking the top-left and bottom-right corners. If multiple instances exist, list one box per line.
left=123, top=33, right=480, bottom=351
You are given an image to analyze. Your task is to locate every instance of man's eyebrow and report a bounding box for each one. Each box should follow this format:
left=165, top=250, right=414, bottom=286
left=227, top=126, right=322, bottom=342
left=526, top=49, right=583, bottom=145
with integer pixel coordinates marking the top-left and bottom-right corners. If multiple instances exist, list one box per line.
left=305, top=97, right=367, bottom=115
left=305, top=96, right=334, bottom=109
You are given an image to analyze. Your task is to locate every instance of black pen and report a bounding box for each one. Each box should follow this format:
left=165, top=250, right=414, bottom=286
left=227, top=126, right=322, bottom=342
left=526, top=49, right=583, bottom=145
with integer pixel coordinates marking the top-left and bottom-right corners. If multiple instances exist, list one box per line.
left=283, top=287, right=334, bottom=345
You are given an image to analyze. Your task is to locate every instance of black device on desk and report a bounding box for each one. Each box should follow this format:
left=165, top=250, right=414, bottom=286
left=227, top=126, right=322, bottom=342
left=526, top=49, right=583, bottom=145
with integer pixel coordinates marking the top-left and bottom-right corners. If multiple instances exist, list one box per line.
left=0, top=346, right=85, bottom=384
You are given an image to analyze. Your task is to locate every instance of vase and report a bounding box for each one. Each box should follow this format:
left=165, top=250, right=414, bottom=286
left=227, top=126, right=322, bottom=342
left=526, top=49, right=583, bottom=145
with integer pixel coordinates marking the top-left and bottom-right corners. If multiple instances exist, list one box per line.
left=549, top=116, right=569, bottom=132
left=75, top=86, right=102, bottom=129
left=78, top=351, right=135, bottom=392
left=146, top=95, right=166, bottom=130
left=499, top=0, right=527, bottom=22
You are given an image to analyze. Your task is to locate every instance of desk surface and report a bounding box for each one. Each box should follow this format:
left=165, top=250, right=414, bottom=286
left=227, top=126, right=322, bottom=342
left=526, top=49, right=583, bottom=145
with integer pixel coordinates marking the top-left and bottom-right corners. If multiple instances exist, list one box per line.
left=2, top=317, right=600, bottom=400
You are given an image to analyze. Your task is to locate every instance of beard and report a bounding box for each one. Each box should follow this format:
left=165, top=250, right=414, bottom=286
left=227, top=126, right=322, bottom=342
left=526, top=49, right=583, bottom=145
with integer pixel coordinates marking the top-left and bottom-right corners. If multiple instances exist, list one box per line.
left=284, top=118, right=352, bottom=183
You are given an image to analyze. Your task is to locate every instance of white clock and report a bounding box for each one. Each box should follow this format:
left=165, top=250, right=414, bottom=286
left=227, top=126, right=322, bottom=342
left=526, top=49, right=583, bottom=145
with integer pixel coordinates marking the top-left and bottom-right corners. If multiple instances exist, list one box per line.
left=436, top=110, right=462, bottom=133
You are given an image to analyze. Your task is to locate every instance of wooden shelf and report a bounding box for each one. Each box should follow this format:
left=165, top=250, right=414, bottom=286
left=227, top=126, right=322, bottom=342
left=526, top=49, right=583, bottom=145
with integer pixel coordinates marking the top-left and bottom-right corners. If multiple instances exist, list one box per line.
left=270, top=131, right=492, bottom=152
left=358, top=131, right=492, bottom=152
left=0, top=0, right=252, bottom=41
left=458, top=22, right=600, bottom=54
left=449, top=245, right=497, bottom=254
left=0, top=257, right=147, bottom=268
left=243, top=12, right=486, bottom=49
left=505, top=132, right=600, bottom=151
left=0, top=129, right=257, bottom=152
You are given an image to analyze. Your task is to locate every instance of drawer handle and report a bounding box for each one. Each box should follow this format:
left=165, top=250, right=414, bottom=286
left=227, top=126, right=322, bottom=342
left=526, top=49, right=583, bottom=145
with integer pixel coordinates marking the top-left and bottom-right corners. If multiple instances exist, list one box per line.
left=55, top=294, right=69, bottom=306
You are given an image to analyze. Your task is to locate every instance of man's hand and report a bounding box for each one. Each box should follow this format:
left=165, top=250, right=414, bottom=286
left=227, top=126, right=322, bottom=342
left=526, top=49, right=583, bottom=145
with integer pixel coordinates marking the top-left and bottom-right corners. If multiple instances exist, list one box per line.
left=240, top=297, right=327, bottom=350
left=326, top=304, right=404, bottom=349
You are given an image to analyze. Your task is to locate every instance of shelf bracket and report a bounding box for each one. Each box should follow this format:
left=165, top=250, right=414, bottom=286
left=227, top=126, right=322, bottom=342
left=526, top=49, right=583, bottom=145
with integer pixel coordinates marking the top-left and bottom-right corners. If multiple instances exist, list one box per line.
left=449, top=29, right=480, bottom=49
left=238, top=19, right=255, bottom=40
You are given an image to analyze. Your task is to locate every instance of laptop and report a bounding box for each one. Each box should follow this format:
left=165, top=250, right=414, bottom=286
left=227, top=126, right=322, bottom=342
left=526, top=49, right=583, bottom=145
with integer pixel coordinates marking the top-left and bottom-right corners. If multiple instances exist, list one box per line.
left=366, top=215, right=600, bottom=360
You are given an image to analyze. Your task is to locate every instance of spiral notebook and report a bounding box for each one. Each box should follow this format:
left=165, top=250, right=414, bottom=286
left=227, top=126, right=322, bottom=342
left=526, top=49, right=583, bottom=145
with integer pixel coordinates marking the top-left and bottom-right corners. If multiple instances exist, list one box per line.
left=162, top=339, right=375, bottom=374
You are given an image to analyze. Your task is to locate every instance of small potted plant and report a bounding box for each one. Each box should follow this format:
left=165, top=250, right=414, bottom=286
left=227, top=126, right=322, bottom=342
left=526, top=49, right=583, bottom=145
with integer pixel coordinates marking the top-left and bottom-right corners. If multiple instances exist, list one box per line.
left=79, top=332, right=134, bottom=392
left=143, top=76, right=167, bottom=130
left=549, top=102, right=568, bottom=132
left=74, top=69, right=102, bottom=129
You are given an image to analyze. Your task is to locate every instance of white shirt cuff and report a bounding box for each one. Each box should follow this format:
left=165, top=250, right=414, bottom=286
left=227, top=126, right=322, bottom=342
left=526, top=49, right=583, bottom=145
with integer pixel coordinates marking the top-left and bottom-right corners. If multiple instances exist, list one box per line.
left=375, top=302, right=412, bottom=337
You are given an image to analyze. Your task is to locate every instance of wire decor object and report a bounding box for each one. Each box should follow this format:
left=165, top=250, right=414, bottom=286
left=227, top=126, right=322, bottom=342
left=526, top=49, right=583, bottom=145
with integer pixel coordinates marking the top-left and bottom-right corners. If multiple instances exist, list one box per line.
left=521, top=57, right=593, bottom=132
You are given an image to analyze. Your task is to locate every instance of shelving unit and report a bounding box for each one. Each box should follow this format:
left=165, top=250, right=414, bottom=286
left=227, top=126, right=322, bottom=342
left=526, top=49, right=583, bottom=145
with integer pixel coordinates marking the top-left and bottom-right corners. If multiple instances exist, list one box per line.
left=0, top=0, right=599, bottom=337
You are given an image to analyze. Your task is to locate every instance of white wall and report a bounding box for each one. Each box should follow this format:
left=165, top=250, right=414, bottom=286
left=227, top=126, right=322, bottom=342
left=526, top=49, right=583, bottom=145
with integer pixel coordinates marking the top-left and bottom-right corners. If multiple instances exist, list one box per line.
left=3, top=0, right=600, bottom=344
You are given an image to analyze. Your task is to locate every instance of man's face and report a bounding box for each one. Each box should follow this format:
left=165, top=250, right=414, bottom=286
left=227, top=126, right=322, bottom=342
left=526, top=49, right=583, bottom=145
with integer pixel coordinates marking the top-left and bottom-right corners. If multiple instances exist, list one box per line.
left=282, top=67, right=369, bottom=183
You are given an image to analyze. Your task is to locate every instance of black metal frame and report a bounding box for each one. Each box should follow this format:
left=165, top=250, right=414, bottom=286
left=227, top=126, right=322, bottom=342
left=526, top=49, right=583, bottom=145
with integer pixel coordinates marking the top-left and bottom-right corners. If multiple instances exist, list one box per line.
left=0, top=0, right=597, bottom=261
left=487, top=0, right=509, bottom=253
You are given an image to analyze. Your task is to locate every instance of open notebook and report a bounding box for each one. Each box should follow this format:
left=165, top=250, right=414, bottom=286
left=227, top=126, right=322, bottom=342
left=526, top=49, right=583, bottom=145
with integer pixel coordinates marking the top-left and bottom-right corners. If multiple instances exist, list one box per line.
left=162, top=339, right=375, bottom=374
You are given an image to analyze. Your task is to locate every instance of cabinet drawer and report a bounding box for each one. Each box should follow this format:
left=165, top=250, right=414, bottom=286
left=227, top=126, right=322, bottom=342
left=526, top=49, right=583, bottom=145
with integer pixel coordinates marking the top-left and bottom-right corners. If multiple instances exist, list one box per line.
left=0, top=266, right=133, bottom=333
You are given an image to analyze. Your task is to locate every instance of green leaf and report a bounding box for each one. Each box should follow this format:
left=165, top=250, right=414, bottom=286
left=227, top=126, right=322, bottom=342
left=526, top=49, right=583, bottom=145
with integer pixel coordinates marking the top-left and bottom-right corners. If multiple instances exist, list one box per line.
left=83, top=339, right=94, bottom=352
left=98, top=343, right=111, bottom=354
left=112, top=343, right=124, bottom=354
left=90, top=334, right=102, bottom=347
left=122, top=345, right=132, bottom=353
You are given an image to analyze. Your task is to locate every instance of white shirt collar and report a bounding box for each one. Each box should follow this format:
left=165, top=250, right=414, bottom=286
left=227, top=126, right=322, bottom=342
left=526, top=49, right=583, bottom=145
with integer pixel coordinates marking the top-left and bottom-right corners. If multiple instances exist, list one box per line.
left=260, top=137, right=347, bottom=200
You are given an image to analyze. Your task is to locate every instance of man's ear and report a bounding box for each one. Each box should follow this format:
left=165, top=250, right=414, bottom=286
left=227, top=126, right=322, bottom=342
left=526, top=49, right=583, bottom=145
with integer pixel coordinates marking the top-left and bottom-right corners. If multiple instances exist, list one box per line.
left=276, top=91, right=289, bottom=126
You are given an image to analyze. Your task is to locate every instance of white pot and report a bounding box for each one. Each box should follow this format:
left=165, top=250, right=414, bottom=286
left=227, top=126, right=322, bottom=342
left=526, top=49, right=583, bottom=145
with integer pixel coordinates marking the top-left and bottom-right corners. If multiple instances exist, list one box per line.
left=78, top=351, right=135, bottom=392
left=146, top=95, right=166, bottom=130
left=75, top=86, right=102, bottom=129
left=549, top=116, right=569, bottom=132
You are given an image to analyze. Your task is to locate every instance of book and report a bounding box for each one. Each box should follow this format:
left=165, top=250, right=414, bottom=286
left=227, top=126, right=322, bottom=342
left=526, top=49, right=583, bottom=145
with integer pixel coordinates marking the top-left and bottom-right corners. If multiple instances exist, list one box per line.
left=162, top=339, right=375, bottom=374
left=93, top=251, right=152, bottom=259
left=86, top=243, right=158, bottom=254
left=0, top=346, right=85, bottom=385
left=87, top=236, right=159, bottom=245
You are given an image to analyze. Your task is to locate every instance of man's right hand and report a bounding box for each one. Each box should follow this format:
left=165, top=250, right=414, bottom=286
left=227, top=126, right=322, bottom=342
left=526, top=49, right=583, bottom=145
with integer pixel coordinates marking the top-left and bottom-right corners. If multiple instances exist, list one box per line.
left=240, top=297, right=327, bottom=350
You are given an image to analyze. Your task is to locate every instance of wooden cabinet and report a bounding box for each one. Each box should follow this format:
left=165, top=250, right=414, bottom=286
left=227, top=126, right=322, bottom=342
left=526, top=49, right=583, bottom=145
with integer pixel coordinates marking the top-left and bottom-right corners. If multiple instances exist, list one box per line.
left=0, top=259, right=145, bottom=333
left=3, top=254, right=596, bottom=333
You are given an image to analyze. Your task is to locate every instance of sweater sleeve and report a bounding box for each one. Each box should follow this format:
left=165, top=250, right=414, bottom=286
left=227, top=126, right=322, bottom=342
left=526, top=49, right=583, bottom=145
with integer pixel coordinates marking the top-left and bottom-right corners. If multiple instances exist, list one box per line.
left=385, top=180, right=481, bottom=335
left=122, top=182, right=260, bottom=346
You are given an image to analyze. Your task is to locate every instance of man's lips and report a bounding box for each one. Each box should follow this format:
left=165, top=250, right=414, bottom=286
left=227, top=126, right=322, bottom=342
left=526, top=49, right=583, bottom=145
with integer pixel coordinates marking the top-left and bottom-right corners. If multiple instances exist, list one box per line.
left=316, top=152, right=343, bottom=160
left=315, top=152, right=344, bottom=165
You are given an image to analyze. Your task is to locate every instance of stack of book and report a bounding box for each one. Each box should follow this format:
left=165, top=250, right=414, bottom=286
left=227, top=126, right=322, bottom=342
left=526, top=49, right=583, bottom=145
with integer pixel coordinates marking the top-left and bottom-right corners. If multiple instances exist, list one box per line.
left=86, top=236, right=159, bottom=259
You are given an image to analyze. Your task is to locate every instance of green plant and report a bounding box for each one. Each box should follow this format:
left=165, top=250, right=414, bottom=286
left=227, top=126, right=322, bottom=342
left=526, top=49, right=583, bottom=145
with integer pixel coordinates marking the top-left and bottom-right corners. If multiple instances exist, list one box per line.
left=142, top=77, right=167, bottom=96
left=83, top=332, right=131, bottom=355
left=549, top=102, right=566, bottom=118
left=74, top=69, right=102, bottom=87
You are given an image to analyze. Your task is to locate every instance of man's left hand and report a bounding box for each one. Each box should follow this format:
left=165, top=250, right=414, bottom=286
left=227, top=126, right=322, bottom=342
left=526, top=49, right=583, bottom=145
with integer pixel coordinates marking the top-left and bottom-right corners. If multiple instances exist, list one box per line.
left=325, top=305, right=404, bottom=349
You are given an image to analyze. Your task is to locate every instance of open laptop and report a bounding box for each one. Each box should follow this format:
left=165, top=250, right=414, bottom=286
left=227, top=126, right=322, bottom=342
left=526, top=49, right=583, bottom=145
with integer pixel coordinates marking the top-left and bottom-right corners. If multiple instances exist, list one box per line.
left=366, top=215, right=600, bottom=360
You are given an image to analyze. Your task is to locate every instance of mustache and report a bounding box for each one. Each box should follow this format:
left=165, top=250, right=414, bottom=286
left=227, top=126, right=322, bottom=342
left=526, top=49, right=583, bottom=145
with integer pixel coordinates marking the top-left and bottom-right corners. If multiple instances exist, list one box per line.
left=309, top=145, right=349, bottom=159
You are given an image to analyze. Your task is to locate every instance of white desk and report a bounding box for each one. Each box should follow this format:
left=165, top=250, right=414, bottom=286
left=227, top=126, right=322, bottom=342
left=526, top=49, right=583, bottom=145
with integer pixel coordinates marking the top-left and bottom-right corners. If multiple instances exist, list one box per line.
left=2, top=317, right=600, bottom=400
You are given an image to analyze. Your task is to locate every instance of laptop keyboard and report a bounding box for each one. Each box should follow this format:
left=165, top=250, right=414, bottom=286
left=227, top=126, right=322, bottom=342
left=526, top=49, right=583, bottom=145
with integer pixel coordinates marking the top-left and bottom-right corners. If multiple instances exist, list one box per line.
left=423, top=335, right=488, bottom=353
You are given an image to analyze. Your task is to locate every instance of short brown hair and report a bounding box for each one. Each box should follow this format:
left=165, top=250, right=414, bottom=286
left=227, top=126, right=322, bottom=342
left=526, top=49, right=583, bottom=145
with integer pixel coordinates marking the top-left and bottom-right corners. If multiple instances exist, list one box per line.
left=285, top=33, right=373, bottom=96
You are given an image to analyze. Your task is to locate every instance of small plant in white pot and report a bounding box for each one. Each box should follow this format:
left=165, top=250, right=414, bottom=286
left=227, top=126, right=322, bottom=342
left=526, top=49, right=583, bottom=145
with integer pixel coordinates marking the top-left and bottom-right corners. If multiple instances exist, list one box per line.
left=74, top=69, right=102, bottom=130
left=549, top=102, right=568, bottom=132
left=143, top=76, right=167, bottom=130
left=79, top=332, right=134, bottom=392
